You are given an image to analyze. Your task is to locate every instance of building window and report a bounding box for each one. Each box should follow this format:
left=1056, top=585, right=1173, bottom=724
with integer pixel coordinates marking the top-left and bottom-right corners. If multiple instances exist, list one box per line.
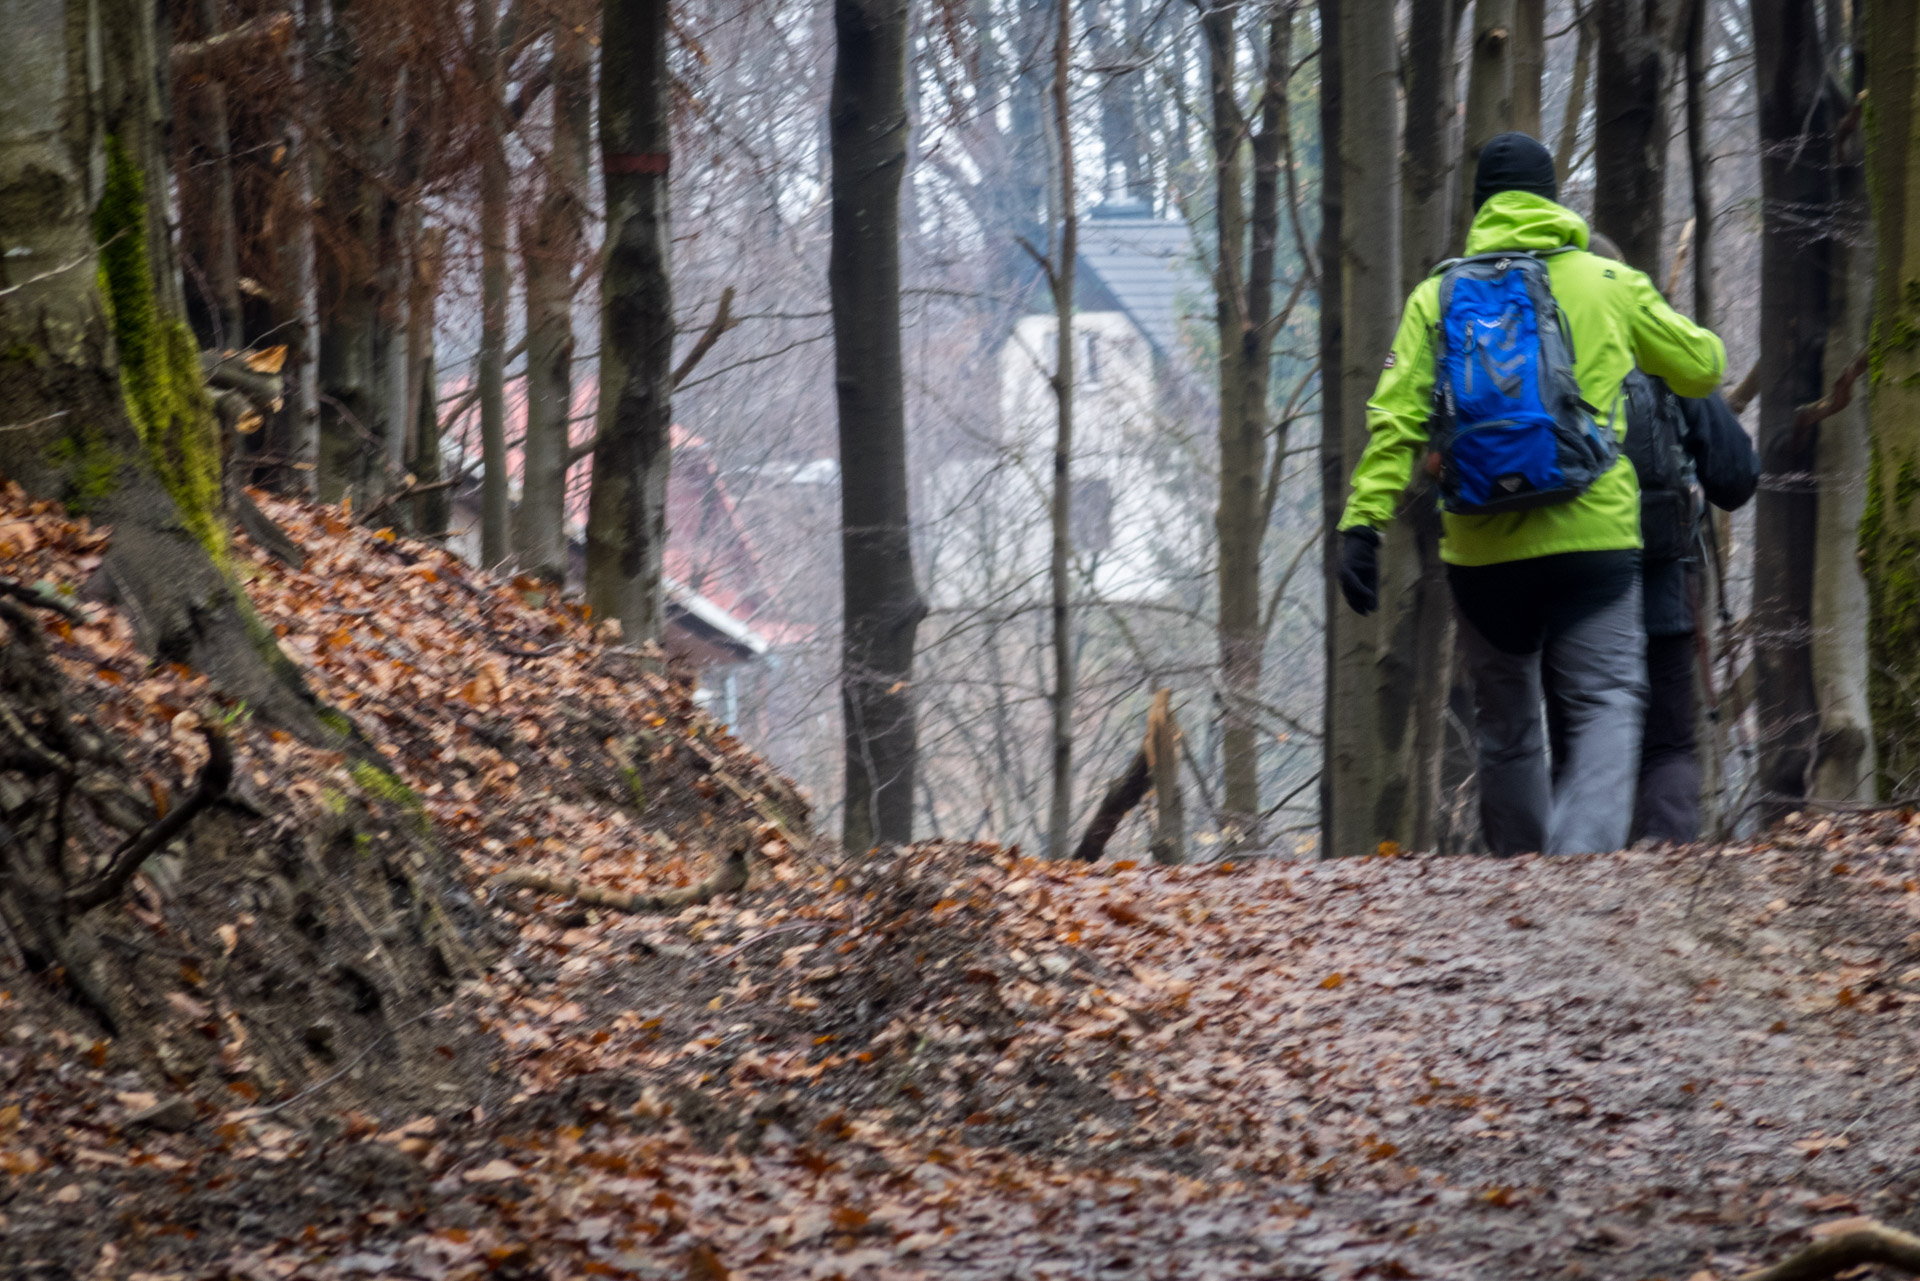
left=1082, top=330, right=1104, bottom=388
left=1071, top=475, right=1113, bottom=554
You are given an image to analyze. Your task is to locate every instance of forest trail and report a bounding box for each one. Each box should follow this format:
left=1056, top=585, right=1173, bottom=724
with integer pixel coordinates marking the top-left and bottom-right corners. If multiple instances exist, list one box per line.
left=13, top=832, right=1920, bottom=1280
left=2, top=493, right=1918, bottom=1280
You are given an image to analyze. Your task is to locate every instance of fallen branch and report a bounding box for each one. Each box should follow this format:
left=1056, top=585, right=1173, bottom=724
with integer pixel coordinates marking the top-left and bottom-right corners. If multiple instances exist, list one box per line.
left=1736, top=1221, right=1920, bottom=1281
left=66, top=727, right=233, bottom=913
left=234, top=489, right=307, bottom=569
left=359, top=476, right=462, bottom=526
left=1071, top=746, right=1150, bottom=863
left=489, top=843, right=749, bottom=914
left=171, top=13, right=293, bottom=82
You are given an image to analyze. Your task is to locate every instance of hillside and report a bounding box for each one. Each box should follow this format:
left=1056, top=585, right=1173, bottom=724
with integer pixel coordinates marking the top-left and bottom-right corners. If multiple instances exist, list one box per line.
left=1, top=490, right=1918, bottom=1279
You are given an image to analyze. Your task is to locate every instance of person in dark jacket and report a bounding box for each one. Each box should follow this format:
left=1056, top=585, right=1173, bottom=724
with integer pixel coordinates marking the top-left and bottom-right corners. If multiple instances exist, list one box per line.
left=1581, top=233, right=1759, bottom=843
left=1632, top=390, right=1758, bottom=841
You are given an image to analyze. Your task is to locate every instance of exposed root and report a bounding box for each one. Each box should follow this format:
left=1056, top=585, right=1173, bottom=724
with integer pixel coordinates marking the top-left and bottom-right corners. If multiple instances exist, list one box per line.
left=1737, top=1222, right=1920, bottom=1281
left=65, top=726, right=232, bottom=912
left=490, top=844, right=749, bottom=914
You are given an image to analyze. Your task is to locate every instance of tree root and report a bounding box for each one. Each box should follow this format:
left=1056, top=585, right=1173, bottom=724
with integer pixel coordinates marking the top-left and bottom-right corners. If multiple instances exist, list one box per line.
left=489, top=844, right=749, bottom=914
left=65, top=726, right=232, bottom=912
left=1737, top=1222, right=1920, bottom=1281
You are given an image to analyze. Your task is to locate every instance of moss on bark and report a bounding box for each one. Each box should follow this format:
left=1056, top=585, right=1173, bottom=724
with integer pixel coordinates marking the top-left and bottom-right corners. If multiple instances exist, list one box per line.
left=94, top=137, right=226, bottom=558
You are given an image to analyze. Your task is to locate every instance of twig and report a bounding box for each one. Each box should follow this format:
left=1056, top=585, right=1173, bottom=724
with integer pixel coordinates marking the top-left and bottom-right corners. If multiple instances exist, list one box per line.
left=65, top=728, right=233, bottom=912
left=490, top=844, right=749, bottom=914
left=1724, top=359, right=1762, bottom=415
left=1736, top=1221, right=1920, bottom=1281
left=360, top=476, right=462, bottom=525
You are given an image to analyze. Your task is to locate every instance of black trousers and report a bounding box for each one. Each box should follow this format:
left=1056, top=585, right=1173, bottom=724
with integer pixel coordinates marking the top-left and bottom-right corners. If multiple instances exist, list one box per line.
left=1635, top=632, right=1699, bottom=843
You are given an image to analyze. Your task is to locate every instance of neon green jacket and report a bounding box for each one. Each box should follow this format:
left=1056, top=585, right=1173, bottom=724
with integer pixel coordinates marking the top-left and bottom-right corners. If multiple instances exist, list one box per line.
left=1338, top=193, right=1726, bottom=566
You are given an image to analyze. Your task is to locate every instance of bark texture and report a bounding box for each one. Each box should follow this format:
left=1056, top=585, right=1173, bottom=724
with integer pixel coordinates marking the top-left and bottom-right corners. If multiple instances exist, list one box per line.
left=1207, top=0, right=1293, bottom=840
left=1861, top=0, right=1920, bottom=792
left=587, top=0, right=674, bottom=644
left=514, top=16, right=591, bottom=586
left=829, top=0, right=924, bottom=852
left=1045, top=0, right=1077, bottom=860
left=475, top=0, right=510, bottom=567
left=1750, top=0, right=1832, bottom=813
left=1593, top=0, right=1680, bottom=275
left=1325, top=0, right=1402, bottom=858
left=1457, top=0, right=1514, bottom=248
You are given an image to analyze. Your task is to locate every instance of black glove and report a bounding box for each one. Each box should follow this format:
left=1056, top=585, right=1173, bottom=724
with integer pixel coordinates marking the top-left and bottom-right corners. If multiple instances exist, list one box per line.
left=1338, top=527, right=1380, bottom=616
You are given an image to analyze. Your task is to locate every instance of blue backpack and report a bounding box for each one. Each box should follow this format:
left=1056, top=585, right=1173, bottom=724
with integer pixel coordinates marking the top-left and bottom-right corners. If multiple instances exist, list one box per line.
left=1428, top=250, right=1616, bottom=514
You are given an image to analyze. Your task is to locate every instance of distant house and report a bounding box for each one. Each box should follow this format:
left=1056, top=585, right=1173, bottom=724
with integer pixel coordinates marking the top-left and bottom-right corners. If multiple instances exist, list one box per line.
left=926, top=197, right=1210, bottom=610
left=444, top=416, right=779, bottom=736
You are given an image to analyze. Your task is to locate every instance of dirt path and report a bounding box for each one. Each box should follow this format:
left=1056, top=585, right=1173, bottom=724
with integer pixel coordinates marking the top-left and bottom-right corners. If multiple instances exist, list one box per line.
left=10, top=815, right=1919, bottom=1280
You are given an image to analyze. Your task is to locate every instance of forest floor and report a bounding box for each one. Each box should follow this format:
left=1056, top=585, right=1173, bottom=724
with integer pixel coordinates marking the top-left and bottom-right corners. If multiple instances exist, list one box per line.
left=3, top=495, right=1919, bottom=1280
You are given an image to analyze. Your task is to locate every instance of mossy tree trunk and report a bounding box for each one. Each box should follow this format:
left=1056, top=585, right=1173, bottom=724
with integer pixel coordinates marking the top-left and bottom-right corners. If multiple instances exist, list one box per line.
left=1862, top=0, right=1920, bottom=792
left=0, top=0, right=330, bottom=743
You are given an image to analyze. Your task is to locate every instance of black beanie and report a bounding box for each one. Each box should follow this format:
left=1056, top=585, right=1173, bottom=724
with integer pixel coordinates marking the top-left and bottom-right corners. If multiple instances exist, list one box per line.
left=1473, top=132, right=1557, bottom=210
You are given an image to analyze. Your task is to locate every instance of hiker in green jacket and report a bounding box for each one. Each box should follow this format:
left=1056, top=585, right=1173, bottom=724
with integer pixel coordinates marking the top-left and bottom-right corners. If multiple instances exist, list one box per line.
left=1335, top=134, right=1726, bottom=856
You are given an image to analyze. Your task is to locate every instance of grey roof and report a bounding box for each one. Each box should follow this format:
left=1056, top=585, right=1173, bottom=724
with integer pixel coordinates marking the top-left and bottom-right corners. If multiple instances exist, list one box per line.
left=1075, top=201, right=1204, bottom=361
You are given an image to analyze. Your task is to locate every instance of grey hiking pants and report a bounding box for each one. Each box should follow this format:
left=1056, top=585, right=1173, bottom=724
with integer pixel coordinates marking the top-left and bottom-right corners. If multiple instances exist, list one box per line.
left=1458, top=580, right=1647, bottom=856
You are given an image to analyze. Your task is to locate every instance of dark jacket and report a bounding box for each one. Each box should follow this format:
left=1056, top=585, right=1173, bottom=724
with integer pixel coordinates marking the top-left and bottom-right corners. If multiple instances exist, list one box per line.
left=1644, top=392, right=1759, bottom=637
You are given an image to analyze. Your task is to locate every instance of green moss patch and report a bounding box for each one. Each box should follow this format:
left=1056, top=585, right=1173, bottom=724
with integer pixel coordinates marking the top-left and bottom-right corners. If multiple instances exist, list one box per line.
left=93, top=136, right=225, bottom=557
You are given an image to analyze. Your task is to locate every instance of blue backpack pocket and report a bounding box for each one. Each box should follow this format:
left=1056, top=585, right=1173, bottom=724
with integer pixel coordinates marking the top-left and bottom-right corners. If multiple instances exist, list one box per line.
left=1430, top=252, right=1614, bottom=515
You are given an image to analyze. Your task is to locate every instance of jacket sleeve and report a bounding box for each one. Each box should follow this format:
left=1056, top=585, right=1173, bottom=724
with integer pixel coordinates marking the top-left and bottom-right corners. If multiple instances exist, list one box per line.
left=1680, top=392, right=1759, bottom=512
left=1623, top=268, right=1725, bottom=398
left=1339, top=283, right=1438, bottom=532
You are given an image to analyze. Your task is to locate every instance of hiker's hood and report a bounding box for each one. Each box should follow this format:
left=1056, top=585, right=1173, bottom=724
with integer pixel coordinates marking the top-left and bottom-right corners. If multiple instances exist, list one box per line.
left=1463, top=191, right=1590, bottom=255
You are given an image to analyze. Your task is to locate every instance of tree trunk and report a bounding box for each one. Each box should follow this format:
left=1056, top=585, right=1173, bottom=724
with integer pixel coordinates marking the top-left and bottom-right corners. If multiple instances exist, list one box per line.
left=829, top=0, right=924, bottom=852
left=1750, top=0, right=1831, bottom=815
left=408, top=226, right=448, bottom=537
left=1403, top=0, right=1461, bottom=285
left=185, top=0, right=243, bottom=349
left=1810, top=124, right=1875, bottom=802
left=1457, top=0, right=1514, bottom=247
left=1512, top=0, right=1545, bottom=137
left=1317, top=0, right=1343, bottom=857
left=1388, top=0, right=1461, bottom=853
left=587, top=0, right=674, bottom=643
left=1554, top=7, right=1594, bottom=180
left=1861, top=0, right=1920, bottom=792
left=0, top=0, right=329, bottom=743
left=1203, top=0, right=1255, bottom=834
left=1045, top=0, right=1077, bottom=860
left=1208, top=0, right=1292, bottom=843
left=475, top=0, right=510, bottom=568
left=1593, top=0, right=1679, bottom=275
left=1325, top=0, right=1403, bottom=858
left=515, top=17, right=591, bottom=587
left=1682, top=0, right=1713, bottom=325
left=284, top=0, right=320, bottom=495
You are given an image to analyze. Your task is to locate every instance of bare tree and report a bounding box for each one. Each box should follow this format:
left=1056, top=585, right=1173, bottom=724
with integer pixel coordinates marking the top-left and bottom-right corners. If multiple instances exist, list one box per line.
left=1044, top=0, right=1079, bottom=859
left=1748, top=0, right=1831, bottom=815
left=831, top=0, right=925, bottom=851
left=1323, top=0, right=1401, bottom=858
